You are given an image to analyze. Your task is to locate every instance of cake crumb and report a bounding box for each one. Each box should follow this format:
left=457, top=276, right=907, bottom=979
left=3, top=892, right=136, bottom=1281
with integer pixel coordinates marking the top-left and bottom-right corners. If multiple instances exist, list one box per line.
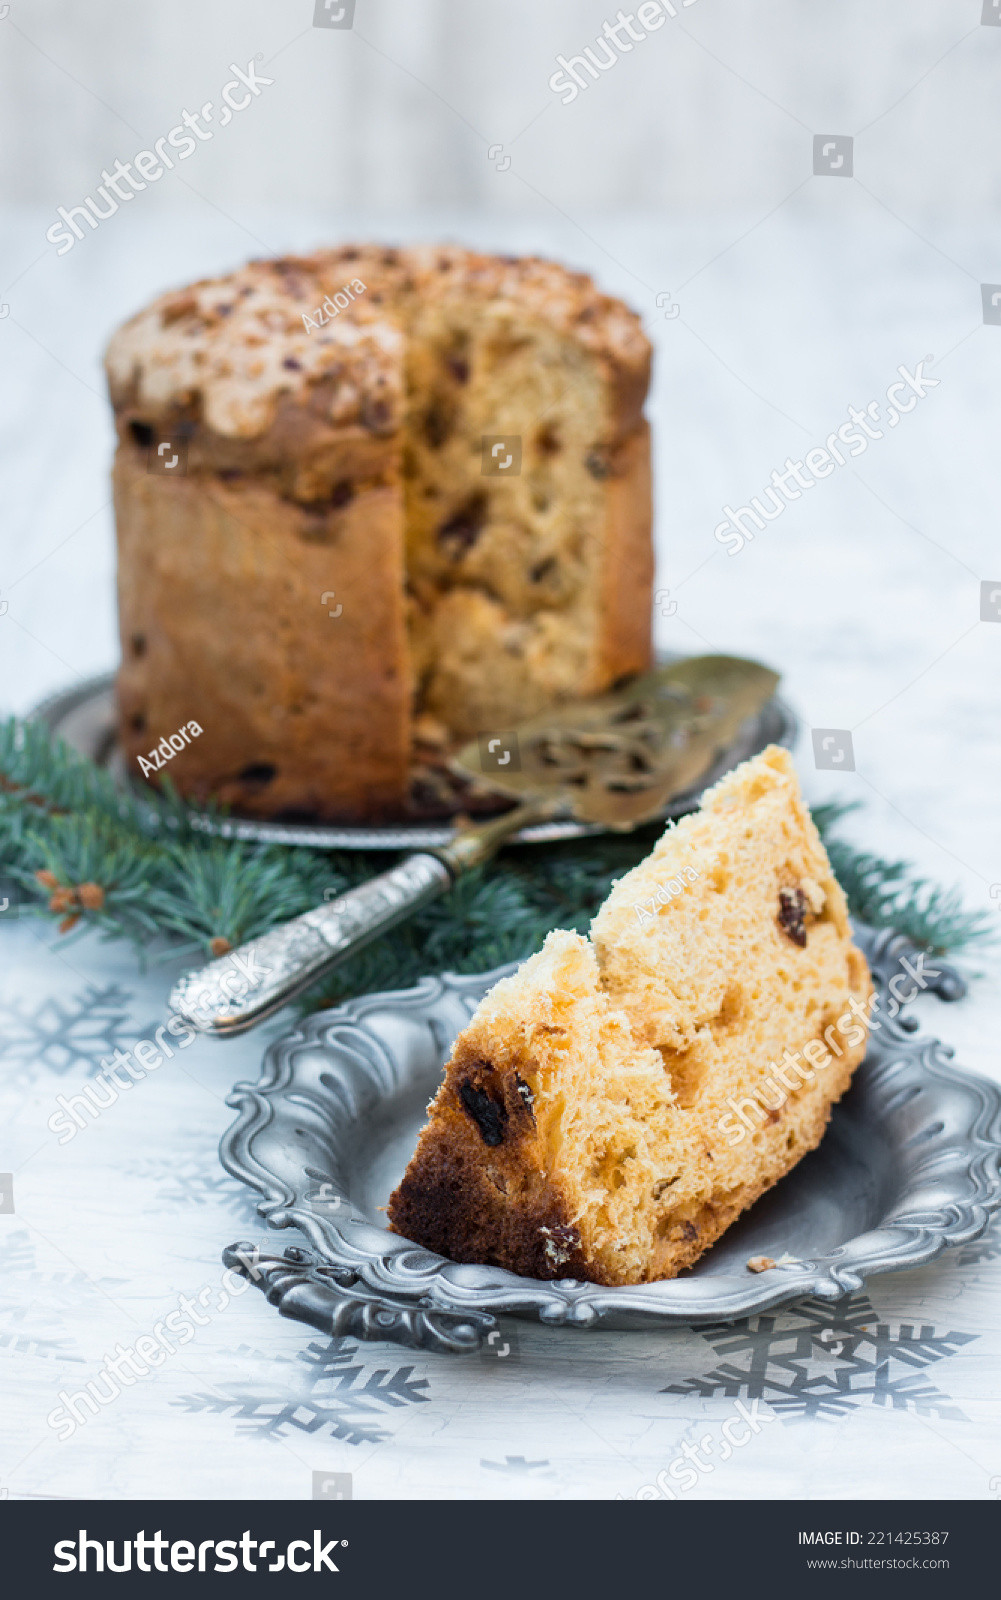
left=746, top=1255, right=776, bottom=1273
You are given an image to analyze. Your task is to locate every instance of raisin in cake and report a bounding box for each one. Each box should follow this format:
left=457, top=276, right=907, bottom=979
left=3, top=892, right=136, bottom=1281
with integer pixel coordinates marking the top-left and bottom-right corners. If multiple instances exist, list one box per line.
left=105, top=246, right=652, bottom=822
left=387, top=747, right=872, bottom=1286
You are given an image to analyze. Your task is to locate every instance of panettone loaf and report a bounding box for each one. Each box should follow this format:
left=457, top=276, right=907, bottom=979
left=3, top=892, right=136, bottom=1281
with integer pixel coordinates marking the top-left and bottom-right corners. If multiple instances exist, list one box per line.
left=387, top=747, right=872, bottom=1286
left=105, top=246, right=653, bottom=822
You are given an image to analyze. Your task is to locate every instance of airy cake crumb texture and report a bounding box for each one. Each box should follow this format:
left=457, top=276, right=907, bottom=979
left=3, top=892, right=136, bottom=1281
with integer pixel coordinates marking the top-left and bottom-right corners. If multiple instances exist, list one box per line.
left=388, top=747, right=872, bottom=1286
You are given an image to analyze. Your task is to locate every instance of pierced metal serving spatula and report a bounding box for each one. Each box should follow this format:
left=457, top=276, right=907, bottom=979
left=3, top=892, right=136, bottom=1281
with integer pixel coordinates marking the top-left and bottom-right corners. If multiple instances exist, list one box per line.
left=168, top=654, right=779, bottom=1036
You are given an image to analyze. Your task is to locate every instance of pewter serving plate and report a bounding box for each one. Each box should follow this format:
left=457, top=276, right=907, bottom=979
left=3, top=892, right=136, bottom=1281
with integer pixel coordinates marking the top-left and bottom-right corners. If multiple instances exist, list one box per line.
left=29, top=667, right=796, bottom=850
left=219, top=926, right=1001, bottom=1353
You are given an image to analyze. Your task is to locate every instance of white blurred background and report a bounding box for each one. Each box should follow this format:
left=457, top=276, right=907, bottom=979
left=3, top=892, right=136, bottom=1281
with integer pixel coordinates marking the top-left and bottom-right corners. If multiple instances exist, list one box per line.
left=2, top=0, right=999, bottom=215
left=0, top=0, right=999, bottom=995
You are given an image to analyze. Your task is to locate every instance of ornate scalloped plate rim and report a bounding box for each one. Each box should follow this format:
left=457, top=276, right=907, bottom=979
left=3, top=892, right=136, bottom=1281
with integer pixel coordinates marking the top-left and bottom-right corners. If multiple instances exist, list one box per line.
left=220, top=928, right=1001, bottom=1328
left=29, top=669, right=797, bottom=850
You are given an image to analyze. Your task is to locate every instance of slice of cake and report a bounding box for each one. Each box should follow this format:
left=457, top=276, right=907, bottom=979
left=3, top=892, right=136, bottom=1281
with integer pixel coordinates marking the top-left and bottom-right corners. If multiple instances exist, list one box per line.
left=105, top=246, right=652, bottom=823
left=387, top=747, right=872, bottom=1285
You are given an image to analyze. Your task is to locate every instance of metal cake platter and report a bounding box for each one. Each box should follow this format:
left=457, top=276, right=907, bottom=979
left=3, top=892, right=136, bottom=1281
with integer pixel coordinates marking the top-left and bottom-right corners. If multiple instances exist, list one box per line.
left=28, top=666, right=797, bottom=850
left=219, top=925, right=1001, bottom=1353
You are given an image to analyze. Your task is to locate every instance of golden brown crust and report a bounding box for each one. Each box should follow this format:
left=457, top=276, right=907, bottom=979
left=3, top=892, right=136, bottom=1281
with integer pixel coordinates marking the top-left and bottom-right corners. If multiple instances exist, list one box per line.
left=595, top=421, right=654, bottom=686
left=387, top=1039, right=594, bottom=1282
left=104, top=245, right=650, bottom=463
left=114, top=447, right=411, bottom=823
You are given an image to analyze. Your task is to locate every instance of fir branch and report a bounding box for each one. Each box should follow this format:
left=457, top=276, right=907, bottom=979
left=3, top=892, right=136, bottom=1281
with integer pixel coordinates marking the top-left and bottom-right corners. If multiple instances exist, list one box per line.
left=0, top=716, right=992, bottom=1002
left=16, top=809, right=163, bottom=946
left=823, top=839, right=993, bottom=955
left=146, top=840, right=323, bottom=958
left=810, top=799, right=994, bottom=954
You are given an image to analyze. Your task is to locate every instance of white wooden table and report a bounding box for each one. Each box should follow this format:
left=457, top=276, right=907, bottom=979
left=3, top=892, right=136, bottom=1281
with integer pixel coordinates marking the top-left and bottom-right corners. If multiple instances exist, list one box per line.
left=1, top=207, right=999, bottom=1500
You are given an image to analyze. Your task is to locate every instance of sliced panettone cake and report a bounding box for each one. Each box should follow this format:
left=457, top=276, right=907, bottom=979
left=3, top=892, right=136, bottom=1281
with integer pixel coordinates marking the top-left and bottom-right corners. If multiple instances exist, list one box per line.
left=106, top=245, right=653, bottom=823
left=387, top=747, right=872, bottom=1285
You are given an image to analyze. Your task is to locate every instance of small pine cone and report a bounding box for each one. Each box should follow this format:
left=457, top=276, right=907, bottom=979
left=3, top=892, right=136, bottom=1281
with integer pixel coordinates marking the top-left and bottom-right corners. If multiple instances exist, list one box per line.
left=35, top=869, right=59, bottom=890
left=49, top=888, right=78, bottom=915
left=77, top=883, right=105, bottom=911
left=209, top=935, right=232, bottom=957
left=58, top=913, right=81, bottom=934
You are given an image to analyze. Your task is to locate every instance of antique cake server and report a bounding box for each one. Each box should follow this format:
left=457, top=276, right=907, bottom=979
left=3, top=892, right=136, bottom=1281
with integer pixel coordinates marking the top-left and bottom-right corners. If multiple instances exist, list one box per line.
left=168, top=654, right=778, bottom=1037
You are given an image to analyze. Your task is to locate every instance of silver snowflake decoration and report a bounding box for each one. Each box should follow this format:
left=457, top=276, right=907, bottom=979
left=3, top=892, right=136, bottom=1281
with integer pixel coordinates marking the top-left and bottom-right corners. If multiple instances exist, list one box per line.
left=0, top=985, right=135, bottom=1076
left=664, top=1295, right=975, bottom=1422
left=174, top=1337, right=431, bottom=1446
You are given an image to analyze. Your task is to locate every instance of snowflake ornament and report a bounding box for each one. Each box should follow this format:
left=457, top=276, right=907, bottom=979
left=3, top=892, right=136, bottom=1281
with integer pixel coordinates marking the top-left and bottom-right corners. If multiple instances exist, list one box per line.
left=664, top=1294, right=976, bottom=1423
left=0, top=985, right=135, bottom=1077
left=174, top=1337, right=431, bottom=1446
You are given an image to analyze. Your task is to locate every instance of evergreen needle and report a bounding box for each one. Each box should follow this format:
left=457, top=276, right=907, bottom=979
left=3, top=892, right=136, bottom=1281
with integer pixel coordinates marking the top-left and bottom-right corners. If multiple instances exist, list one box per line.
left=0, top=720, right=992, bottom=1008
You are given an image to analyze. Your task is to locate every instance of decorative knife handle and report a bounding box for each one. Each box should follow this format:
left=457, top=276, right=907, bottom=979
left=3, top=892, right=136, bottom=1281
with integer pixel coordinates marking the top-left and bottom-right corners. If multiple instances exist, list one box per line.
left=169, top=853, right=452, bottom=1037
